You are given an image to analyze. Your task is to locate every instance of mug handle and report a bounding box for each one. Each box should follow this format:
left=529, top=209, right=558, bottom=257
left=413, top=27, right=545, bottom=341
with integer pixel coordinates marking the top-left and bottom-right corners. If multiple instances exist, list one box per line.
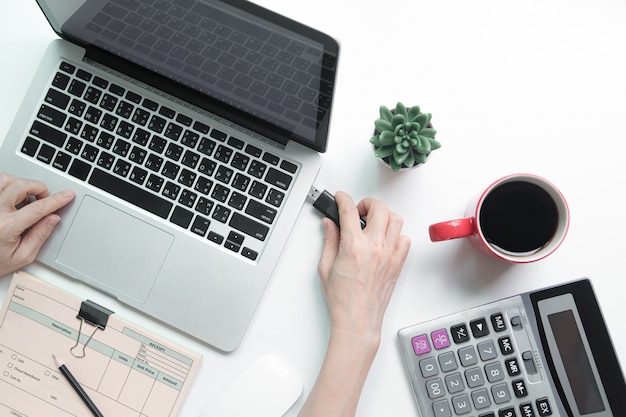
left=429, top=218, right=475, bottom=242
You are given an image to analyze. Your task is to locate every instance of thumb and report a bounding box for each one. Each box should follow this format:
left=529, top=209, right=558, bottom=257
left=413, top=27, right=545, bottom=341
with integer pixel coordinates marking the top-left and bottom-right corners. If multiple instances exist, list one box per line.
left=317, top=217, right=339, bottom=278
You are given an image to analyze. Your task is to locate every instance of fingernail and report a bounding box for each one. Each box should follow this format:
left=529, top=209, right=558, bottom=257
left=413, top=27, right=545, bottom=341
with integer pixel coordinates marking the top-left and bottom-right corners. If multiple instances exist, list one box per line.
left=47, top=215, right=61, bottom=227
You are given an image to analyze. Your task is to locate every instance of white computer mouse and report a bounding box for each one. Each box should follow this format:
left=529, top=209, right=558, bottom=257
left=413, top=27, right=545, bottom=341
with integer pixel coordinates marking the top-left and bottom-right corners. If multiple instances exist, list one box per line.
left=198, top=353, right=303, bottom=417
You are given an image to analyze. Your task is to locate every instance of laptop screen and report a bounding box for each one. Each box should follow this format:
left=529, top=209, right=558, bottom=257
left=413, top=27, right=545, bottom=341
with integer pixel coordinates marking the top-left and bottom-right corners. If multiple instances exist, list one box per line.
left=35, top=0, right=339, bottom=152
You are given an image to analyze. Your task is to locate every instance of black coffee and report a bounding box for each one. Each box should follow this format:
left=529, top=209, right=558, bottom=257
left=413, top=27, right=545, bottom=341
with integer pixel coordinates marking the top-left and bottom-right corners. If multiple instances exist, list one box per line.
left=479, top=181, right=559, bottom=253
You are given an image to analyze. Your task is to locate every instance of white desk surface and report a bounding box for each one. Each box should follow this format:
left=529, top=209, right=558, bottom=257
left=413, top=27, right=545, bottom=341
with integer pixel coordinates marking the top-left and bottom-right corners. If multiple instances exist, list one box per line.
left=2, top=1, right=626, bottom=416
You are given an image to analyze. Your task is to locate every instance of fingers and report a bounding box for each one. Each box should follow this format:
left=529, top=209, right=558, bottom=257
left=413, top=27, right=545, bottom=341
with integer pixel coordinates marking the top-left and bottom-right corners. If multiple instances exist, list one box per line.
left=0, top=173, right=15, bottom=193
left=13, top=214, right=63, bottom=269
left=0, top=175, right=49, bottom=209
left=0, top=174, right=75, bottom=236
left=317, top=217, right=340, bottom=278
left=334, top=191, right=361, bottom=233
left=356, top=197, right=391, bottom=236
left=11, top=190, right=75, bottom=235
left=0, top=174, right=74, bottom=276
left=326, top=191, right=411, bottom=259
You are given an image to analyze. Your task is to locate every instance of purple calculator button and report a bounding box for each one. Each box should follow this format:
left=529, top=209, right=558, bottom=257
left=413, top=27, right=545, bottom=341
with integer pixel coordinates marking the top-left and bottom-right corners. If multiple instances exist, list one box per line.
left=411, top=334, right=431, bottom=355
left=431, top=329, right=451, bottom=349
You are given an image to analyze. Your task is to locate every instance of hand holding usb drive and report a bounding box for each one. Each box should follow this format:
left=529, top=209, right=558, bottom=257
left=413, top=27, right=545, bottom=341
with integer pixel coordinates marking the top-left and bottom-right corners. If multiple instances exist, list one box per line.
left=308, top=186, right=366, bottom=229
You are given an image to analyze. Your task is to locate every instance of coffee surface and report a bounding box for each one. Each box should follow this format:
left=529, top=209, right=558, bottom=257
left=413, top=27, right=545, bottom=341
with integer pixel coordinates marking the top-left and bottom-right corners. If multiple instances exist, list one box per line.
left=479, top=181, right=558, bottom=253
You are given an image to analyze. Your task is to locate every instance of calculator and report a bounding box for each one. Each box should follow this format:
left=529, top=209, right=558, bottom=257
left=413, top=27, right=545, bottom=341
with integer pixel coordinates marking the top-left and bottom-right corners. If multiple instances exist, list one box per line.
left=397, top=279, right=626, bottom=417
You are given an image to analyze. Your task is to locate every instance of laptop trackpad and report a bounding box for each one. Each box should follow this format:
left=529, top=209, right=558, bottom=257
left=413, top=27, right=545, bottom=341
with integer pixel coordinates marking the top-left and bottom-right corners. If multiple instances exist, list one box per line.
left=57, top=196, right=173, bottom=303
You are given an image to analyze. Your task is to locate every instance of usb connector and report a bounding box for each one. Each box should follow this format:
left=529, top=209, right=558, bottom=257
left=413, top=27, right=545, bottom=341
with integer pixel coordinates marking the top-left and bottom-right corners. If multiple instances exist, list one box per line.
left=308, top=186, right=366, bottom=229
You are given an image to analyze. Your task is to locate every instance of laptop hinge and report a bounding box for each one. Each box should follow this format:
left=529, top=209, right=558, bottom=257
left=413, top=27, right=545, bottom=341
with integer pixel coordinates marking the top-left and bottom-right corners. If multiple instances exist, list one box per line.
left=84, top=45, right=290, bottom=148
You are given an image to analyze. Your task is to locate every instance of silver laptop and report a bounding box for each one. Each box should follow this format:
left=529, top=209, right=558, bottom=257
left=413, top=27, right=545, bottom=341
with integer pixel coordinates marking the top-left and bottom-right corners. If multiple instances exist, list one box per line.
left=0, top=0, right=338, bottom=352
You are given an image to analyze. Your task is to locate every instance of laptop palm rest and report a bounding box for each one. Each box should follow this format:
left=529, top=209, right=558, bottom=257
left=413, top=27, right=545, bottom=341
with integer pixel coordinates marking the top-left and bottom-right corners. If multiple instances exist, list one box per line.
left=56, top=196, right=173, bottom=303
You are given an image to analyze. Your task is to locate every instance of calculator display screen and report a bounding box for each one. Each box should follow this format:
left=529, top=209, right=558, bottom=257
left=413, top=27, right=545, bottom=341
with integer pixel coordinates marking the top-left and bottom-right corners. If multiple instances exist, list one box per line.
left=548, top=310, right=605, bottom=414
left=537, top=291, right=614, bottom=417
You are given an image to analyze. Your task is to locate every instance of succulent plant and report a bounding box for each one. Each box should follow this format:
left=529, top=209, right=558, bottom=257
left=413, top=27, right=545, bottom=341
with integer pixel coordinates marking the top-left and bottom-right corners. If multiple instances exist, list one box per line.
left=370, top=102, right=441, bottom=172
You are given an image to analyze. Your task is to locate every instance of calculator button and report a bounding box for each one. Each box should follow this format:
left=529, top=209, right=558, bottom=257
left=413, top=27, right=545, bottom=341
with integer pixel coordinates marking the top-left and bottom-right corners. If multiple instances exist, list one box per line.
left=512, top=379, right=529, bottom=398
left=431, top=328, right=451, bottom=349
left=479, top=412, right=496, bottom=417
left=485, top=362, right=506, bottom=382
left=438, top=351, right=458, bottom=372
left=412, top=334, right=431, bottom=355
left=491, top=382, right=512, bottom=404
left=465, top=367, right=485, bottom=388
left=451, top=393, right=472, bottom=414
left=477, top=340, right=498, bottom=361
left=445, top=372, right=465, bottom=393
left=520, top=402, right=536, bottom=417
left=498, top=336, right=515, bottom=355
left=470, top=318, right=490, bottom=338
left=420, top=357, right=439, bottom=377
left=498, top=407, right=516, bottom=417
left=426, top=378, right=446, bottom=398
left=472, top=388, right=492, bottom=410
left=505, top=357, right=522, bottom=376
left=433, top=399, right=452, bottom=417
left=491, top=312, right=507, bottom=332
left=536, top=397, right=553, bottom=416
left=451, top=323, right=470, bottom=344
left=458, top=345, right=478, bottom=367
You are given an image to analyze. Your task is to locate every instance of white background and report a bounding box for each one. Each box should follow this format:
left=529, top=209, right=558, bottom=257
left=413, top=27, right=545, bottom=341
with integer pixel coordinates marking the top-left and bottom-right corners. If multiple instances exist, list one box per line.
left=1, top=0, right=625, bottom=416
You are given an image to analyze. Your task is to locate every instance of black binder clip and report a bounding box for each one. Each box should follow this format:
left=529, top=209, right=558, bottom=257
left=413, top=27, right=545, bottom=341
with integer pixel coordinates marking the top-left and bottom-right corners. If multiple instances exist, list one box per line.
left=70, top=299, right=114, bottom=358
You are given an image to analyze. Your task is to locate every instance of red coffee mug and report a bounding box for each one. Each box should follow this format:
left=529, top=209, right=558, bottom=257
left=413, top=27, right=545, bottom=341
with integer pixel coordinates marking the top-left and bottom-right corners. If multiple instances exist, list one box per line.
left=429, top=174, right=569, bottom=263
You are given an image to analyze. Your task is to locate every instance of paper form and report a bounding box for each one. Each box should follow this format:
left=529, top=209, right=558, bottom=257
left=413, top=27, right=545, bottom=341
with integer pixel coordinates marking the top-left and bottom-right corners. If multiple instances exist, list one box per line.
left=0, top=271, right=202, bottom=416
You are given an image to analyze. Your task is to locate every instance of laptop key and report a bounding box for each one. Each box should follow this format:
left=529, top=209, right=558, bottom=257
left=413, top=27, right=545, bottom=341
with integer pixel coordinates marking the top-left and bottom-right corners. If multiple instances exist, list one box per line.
left=45, top=88, right=71, bottom=110
left=170, top=206, right=194, bottom=229
left=59, top=61, right=76, bottom=74
left=37, top=144, right=56, bottom=164
left=84, top=87, right=102, bottom=104
left=89, top=168, right=172, bottom=219
left=109, top=83, right=126, bottom=96
left=212, top=204, right=231, bottom=223
left=37, top=104, right=67, bottom=128
left=262, top=152, right=279, bottom=165
left=52, top=72, right=70, bottom=89
left=208, top=231, right=224, bottom=244
left=68, top=159, right=91, bottom=181
left=230, top=212, right=269, bottom=241
left=68, top=99, right=86, bottom=117
left=210, top=128, right=227, bottom=142
left=225, top=231, right=244, bottom=253
left=146, top=173, right=164, bottom=192
left=52, top=151, right=72, bottom=171
left=162, top=181, right=181, bottom=200
left=30, top=120, right=67, bottom=147
left=265, top=167, right=292, bottom=190
left=21, top=137, right=40, bottom=157
left=241, top=247, right=258, bottom=261
left=129, top=166, right=148, bottom=185
left=68, top=79, right=86, bottom=97
left=191, top=215, right=210, bottom=236
left=81, top=144, right=99, bottom=162
left=245, top=199, right=277, bottom=224
left=266, top=188, right=285, bottom=207
left=248, top=160, right=267, bottom=178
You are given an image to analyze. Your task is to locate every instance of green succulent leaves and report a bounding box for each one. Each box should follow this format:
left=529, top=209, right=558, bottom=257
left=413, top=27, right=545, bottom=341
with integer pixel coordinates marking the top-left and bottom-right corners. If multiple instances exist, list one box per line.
left=370, top=102, right=441, bottom=172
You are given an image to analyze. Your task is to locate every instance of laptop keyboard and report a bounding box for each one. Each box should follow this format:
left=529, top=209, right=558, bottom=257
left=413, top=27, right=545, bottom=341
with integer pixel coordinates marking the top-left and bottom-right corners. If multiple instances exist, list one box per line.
left=86, top=0, right=336, bottom=127
left=22, top=59, right=300, bottom=262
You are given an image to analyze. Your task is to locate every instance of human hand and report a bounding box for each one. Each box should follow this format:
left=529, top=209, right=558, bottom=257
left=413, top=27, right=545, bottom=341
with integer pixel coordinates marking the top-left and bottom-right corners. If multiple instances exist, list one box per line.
left=0, top=173, right=75, bottom=276
left=317, top=191, right=411, bottom=346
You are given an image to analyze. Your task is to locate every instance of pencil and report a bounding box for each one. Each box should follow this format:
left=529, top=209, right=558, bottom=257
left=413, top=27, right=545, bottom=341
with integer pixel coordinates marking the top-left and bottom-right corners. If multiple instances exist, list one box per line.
left=53, top=354, right=105, bottom=417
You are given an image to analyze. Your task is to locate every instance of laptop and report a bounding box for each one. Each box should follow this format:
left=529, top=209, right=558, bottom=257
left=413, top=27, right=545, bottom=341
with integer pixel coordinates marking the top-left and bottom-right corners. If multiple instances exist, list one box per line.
left=0, top=0, right=339, bottom=352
